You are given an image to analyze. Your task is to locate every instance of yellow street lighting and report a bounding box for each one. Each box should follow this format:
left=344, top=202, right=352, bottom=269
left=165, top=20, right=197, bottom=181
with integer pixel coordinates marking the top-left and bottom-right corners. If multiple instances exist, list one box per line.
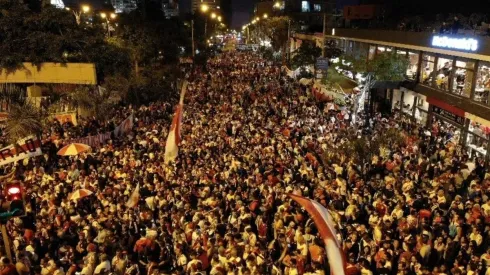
left=274, top=2, right=281, bottom=8
left=263, top=13, right=268, bottom=19
left=110, top=13, right=116, bottom=19
left=211, top=12, right=217, bottom=19
left=65, top=7, right=70, bottom=10
left=242, top=26, right=246, bottom=30
left=81, top=5, right=90, bottom=13
left=218, top=16, right=222, bottom=22
left=100, top=12, right=107, bottom=18
left=255, top=17, right=260, bottom=22
left=201, top=4, right=209, bottom=13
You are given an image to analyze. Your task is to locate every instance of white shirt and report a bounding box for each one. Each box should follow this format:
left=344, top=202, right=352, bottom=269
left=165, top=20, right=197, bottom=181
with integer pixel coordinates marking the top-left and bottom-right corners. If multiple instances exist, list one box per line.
left=94, top=260, right=111, bottom=274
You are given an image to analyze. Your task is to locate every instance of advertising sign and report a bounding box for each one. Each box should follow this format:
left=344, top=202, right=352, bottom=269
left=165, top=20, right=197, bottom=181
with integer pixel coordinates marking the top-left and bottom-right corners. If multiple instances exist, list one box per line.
left=316, top=58, right=329, bottom=70
left=431, top=105, right=465, bottom=125
left=0, top=136, right=42, bottom=166
left=431, top=35, right=478, bottom=52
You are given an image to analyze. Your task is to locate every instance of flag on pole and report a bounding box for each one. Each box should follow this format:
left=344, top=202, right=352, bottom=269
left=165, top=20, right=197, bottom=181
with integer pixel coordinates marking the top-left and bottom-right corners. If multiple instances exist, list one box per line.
left=164, top=81, right=188, bottom=164
left=126, top=184, right=140, bottom=208
left=288, top=193, right=346, bottom=275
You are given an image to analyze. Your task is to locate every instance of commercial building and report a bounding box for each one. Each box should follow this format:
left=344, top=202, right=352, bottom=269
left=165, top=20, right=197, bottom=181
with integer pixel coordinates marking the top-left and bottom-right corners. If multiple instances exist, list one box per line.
left=294, top=28, right=490, bottom=161
left=191, top=0, right=221, bottom=13
left=162, top=0, right=179, bottom=18
left=112, top=0, right=137, bottom=13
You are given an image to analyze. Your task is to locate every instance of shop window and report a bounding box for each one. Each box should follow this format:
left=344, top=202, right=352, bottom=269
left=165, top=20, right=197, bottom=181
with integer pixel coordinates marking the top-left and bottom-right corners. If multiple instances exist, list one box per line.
left=415, top=108, right=428, bottom=126
left=376, top=46, right=393, bottom=54
left=301, top=1, right=310, bottom=12
left=313, top=4, right=321, bottom=11
left=420, top=54, right=435, bottom=85
left=406, top=52, right=419, bottom=80
left=475, top=62, right=490, bottom=105
left=467, top=123, right=489, bottom=157
left=434, top=56, right=453, bottom=92
left=368, top=45, right=376, bottom=60
left=451, top=60, right=474, bottom=98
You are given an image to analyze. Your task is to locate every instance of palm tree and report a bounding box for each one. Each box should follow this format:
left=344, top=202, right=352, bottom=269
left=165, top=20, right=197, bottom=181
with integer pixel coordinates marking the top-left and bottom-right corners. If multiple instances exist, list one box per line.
left=0, top=85, right=44, bottom=143
left=68, top=86, right=115, bottom=120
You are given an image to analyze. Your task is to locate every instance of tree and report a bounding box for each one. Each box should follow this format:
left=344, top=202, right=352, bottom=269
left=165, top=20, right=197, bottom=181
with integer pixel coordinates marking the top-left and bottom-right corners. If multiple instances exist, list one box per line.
left=325, top=127, right=405, bottom=178
left=259, top=16, right=290, bottom=62
left=339, top=51, right=409, bottom=118
left=291, top=40, right=321, bottom=70
left=324, top=39, right=343, bottom=59
left=0, top=85, right=44, bottom=143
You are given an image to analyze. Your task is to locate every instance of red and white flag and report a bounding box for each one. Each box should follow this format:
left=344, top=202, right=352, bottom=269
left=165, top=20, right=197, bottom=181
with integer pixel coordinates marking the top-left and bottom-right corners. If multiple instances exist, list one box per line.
left=164, top=82, right=187, bottom=164
left=126, top=184, right=140, bottom=208
left=288, top=193, right=346, bottom=275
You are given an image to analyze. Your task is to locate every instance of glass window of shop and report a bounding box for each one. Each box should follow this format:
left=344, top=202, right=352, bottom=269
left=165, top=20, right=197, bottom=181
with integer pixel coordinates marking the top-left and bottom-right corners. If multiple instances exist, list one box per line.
left=467, top=122, right=488, bottom=158
left=392, top=89, right=403, bottom=112
left=475, top=62, right=490, bottom=105
left=420, top=54, right=436, bottom=85
left=376, top=46, right=393, bottom=54
left=368, top=45, right=376, bottom=60
left=414, top=94, right=429, bottom=126
left=451, top=59, right=474, bottom=98
left=431, top=117, right=462, bottom=145
left=434, top=56, right=453, bottom=92
left=407, top=52, right=419, bottom=80
left=400, top=89, right=415, bottom=117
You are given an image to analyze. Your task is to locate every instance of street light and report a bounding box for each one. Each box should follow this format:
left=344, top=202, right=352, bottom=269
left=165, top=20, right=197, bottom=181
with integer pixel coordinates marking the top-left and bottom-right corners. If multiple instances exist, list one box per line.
left=100, top=12, right=107, bottom=19
left=110, top=13, right=116, bottom=19
left=274, top=2, right=281, bottom=8
left=211, top=12, right=217, bottom=19
left=218, top=16, right=222, bottom=22
left=201, top=4, right=209, bottom=13
left=263, top=13, right=268, bottom=19
left=81, top=5, right=90, bottom=13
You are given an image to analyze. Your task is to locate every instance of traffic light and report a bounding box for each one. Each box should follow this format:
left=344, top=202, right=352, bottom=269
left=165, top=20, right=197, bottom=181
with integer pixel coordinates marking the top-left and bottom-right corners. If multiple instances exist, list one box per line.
left=2, top=183, right=25, bottom=217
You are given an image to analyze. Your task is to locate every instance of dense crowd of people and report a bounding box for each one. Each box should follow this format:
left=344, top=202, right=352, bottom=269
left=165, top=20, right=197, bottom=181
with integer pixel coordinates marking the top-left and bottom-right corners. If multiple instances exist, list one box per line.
left=0, top=51, right=489, bottom=275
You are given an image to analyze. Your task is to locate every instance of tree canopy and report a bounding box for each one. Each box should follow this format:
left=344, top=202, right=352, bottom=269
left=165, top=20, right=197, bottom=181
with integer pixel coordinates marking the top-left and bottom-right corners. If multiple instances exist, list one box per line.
left=291, top=40, right=321, bottom=69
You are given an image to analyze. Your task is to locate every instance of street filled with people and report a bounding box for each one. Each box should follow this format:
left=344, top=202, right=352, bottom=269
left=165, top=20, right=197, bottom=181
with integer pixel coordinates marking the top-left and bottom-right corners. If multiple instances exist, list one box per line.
left=0, top=52, right=489, bottom=275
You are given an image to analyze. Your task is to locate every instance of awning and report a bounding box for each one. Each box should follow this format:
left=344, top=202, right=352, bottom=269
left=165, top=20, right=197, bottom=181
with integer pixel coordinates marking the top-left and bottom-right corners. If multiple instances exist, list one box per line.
left=465, top=113, right=490, bottom=127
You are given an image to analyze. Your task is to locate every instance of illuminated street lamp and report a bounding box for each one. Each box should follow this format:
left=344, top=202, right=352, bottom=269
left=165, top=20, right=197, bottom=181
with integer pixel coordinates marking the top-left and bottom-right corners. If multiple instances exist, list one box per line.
left=201, top=4, right=209, bottom=13
left=274, top=2, right=281, bottom=8
left=263, top=13, right=268, bottom=19
left=81, top=5, right=90, bottom=13
left=218, top=16, right=222, bottom=22
left=211, top=12, right=217, bottom=19
left=110, top=13, right=117, bottom=19
left=100, top=12, right=107, bottom=18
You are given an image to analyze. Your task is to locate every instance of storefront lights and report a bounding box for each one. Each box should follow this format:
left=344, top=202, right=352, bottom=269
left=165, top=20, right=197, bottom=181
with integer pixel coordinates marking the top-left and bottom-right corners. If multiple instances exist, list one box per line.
left=432, top=35, right=478, bottom=52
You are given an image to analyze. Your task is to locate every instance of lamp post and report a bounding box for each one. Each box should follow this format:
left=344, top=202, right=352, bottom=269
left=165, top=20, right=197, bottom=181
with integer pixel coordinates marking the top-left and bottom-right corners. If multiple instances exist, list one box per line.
left=100, top=12, right=116, bottom=37
left=322, top=0, right=328, bottom=58
left=70, top=4, right=90, bottom=25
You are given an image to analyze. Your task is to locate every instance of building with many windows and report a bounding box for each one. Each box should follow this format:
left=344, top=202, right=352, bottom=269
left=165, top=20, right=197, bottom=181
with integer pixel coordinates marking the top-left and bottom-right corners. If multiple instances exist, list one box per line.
left=294, top=28, right=490, bottom=161
left=162, top=0, right=179, bottom=18
left=191, top=0, right=221, bottom=13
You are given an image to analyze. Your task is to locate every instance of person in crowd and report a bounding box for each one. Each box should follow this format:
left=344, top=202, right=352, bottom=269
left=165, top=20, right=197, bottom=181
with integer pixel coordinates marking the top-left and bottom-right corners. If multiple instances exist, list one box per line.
left=0, top=51, right=487, bottom=275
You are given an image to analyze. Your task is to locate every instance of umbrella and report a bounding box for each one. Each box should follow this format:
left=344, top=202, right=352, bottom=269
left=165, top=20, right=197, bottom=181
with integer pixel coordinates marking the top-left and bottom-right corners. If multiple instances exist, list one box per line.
left=69, top=189, right=93, bottom=201
left=57, top=143, right=91, bottom=156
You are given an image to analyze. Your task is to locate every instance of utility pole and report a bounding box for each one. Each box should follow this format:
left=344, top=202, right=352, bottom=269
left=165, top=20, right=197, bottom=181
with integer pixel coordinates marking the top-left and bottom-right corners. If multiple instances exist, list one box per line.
left=322, top=0, right=328, bottom=57
left=287, top=19, right=291, bottom=62
left=191, top=19, right=195, bottom=58
left=0, top=224, right=12, bottom=262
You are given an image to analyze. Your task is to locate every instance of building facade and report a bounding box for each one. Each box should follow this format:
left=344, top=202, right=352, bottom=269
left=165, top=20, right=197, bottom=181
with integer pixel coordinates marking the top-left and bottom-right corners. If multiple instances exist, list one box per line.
left=112, top=0, right=137, bottom=13
left=191, top=0, right=221, bottom=13
left=295, top=29, right=490, bottom=161
left=162, top=0, right=179, bottom=18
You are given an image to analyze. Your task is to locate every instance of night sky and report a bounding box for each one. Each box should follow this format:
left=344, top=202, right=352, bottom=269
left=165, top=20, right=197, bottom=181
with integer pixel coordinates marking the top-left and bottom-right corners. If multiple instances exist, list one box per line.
left=180, top=0, right=255, bottom=29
